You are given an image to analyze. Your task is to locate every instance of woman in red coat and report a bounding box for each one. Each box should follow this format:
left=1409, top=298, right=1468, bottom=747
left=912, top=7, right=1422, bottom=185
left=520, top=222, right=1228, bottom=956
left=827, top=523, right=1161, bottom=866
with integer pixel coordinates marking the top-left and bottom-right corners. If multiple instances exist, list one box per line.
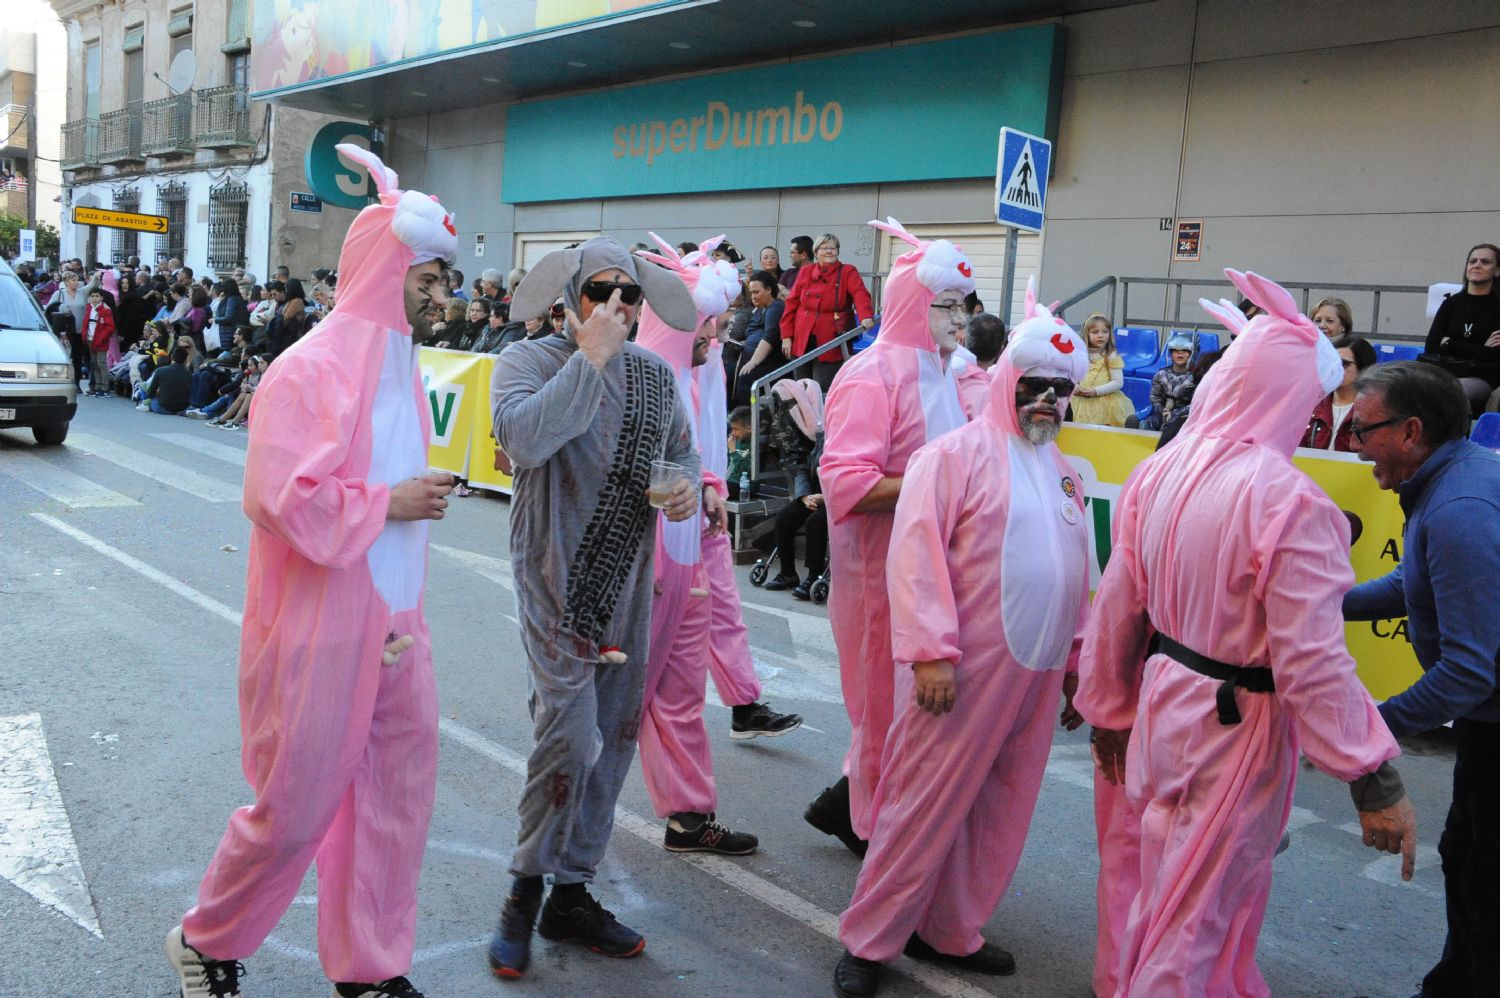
left=780, top=233, right=874, bottom=390
left=1300, top=335, right=1375, bottom=451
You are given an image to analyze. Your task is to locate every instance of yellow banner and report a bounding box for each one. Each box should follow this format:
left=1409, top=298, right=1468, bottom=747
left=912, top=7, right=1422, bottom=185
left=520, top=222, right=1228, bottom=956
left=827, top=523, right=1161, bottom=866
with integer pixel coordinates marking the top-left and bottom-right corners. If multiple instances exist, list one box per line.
left=420, top=347, right=513, bottom=494
left=1057, top=425, right=1420, bottom=700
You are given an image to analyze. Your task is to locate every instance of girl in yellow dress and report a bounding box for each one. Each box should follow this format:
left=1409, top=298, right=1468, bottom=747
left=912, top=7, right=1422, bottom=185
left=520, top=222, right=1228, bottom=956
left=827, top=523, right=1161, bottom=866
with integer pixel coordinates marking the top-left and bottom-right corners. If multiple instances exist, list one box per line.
left=1069, top=313, right=1136, bottom=426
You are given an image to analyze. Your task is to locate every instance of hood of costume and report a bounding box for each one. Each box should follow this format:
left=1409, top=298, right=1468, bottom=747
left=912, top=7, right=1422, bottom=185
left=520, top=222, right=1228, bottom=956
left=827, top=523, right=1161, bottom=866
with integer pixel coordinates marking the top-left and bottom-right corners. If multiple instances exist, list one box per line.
left=985, top=278, right=1088, bottom=436
left=510, top=235, right=698, bottom=336
left=1073, top=269, right=1396, bottom=997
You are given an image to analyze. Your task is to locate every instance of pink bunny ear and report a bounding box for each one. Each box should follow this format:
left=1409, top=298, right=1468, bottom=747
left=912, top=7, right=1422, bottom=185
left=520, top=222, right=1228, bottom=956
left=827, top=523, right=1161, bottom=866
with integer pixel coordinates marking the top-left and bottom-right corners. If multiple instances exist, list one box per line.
left=334, top=143, right=398, bottom=197
left=867, top=216, right=922, bottom=248
left=639, top=231, right=686, bottom=273
left=695, top=235, right=726, bottom=259
left=1199, top=297, right=1247, bottom=337
left=1224, top=268, right=1302, bottom=324
left=1024, top=274, right=1038, bottom=319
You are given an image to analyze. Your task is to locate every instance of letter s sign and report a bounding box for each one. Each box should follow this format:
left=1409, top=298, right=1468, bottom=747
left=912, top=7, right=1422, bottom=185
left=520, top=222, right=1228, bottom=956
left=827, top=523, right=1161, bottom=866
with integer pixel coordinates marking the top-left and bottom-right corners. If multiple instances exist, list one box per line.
left=304, top=121, right=384, bottom=209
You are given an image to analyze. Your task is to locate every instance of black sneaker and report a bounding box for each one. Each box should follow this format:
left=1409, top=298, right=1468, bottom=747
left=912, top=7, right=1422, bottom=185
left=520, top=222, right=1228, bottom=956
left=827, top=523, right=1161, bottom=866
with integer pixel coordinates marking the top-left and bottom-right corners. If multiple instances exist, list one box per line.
left=334, top=978, right=426, bottom=997
left=731, top=701, right=803, bottom=740
left=903, top=934, right=1016, bottom=976
left=664, top=812, right=758, bottom=855
left=537, top=889, right=645, bottom=958
left=165, top=924, right=245, bottom=998
left=834, top=951, right=884, bottom=998
left=804, top=776, right=868, bottom=858
left=488, top=889, right=541, bottom=979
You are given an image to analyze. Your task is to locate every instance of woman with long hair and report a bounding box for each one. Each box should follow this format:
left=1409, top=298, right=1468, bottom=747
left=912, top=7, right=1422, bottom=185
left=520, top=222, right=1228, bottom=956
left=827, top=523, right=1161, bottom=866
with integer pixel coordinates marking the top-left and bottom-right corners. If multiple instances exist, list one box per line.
left=1424, top=242, right=1500, bottom=415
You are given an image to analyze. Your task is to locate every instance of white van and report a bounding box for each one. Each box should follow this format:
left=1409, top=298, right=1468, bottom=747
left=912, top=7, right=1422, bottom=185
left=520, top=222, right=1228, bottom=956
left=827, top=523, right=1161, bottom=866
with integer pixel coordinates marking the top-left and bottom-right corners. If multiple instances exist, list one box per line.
left=0, top=259, right=77, bottom=445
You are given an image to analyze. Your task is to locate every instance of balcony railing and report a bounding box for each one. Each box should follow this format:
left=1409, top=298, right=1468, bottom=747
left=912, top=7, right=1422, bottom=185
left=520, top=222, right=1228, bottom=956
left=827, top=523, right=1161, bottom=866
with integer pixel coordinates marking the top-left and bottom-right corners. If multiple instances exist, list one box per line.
left=60, top=118, right=99, bottom=169
left=1, top=103, right=27, bottom=154
left=195, top=85, right=253, bottom=148
left=142, top=94, right=194, bottom=157
left=98, top=105, right=145, bottom=164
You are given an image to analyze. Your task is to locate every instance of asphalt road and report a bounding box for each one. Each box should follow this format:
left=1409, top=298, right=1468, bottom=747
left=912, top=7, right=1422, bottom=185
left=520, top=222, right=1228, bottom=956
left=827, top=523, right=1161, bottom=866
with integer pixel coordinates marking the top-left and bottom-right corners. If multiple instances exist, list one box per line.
left=0, top=396, right=1450, bottom=998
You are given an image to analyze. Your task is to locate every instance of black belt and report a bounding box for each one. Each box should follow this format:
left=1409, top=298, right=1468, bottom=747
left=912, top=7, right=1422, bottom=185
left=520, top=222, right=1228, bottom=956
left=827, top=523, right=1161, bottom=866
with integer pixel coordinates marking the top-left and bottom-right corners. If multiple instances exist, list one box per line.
left=1156, top=634, right=1275, bottom=726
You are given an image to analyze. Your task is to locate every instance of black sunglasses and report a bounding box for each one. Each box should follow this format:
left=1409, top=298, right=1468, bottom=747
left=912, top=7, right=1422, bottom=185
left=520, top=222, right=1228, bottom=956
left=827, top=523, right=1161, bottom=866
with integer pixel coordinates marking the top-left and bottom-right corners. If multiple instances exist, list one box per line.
left=1017, top=376, right=1076, bottom=397
left=580, top=280, right=643, bottom=305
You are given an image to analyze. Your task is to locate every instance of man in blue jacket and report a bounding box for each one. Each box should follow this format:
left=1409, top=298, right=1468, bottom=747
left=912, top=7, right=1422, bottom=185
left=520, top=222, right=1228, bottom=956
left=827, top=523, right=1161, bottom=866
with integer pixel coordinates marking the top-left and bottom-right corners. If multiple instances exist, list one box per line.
left=1343, top=361, right=1500, bottom=998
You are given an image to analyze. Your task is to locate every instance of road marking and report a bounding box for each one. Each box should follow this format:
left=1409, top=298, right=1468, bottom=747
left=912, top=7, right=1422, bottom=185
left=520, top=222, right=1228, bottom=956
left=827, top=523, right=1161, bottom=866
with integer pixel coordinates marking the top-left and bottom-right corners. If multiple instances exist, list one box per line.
left=0, top=451, right=138, bottom=508
left=432, top=543, right=513, bottom=590
left=148, top=432, right=248, bottom=467
left=67, top=432, right=242, bottom=503
left=0, top=713, right=103, bottom=938
left=33, top=514, right=244, bottom=626
left=438, top=718, right=997, bottom=998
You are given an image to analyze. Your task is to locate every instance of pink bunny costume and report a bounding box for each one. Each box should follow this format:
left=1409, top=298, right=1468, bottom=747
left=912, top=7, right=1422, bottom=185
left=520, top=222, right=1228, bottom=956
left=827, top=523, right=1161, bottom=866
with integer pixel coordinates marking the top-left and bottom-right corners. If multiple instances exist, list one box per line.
left=819, top=217, right=973, bottom=841
left=632, top=234, right=750, bottom=817
left=180, top=146, right=456, bottom=982
left=1076, top=270, right=1400, bottom=997
left=838, top=282, right=1090, bottom=964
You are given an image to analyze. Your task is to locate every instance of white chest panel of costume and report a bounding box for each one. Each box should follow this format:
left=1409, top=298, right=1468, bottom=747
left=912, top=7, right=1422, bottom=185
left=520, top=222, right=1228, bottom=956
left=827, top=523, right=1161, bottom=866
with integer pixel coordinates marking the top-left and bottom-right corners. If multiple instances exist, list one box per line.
left=697, top=356, right=728, bottom=482
left=916, top=349, right=967, bottom=442
left=1000, top=436, right=1087, bottom=670
left=367, top=329, right=429, bottom=613
left=660, top=366, right=701, bottom=567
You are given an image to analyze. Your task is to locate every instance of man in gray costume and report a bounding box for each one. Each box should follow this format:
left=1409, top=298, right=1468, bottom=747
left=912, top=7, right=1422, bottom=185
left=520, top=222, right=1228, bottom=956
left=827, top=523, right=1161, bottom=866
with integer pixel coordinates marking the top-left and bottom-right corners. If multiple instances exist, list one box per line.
left=487, top=237, right=702, bottom=979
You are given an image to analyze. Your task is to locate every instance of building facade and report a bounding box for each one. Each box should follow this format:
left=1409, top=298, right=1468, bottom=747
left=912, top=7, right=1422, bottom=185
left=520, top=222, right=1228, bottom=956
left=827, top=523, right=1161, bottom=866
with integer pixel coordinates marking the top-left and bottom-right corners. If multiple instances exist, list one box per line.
left=0, top=9, right=65, bottom=234
left=48, top=0, right=358, bottom=278
left=251, top=0, right=1500, bottom=340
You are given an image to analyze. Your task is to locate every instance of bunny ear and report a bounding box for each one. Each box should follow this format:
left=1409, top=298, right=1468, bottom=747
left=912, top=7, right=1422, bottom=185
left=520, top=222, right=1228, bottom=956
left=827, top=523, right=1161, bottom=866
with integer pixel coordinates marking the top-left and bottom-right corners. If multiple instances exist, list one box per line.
left=696, top=235, right=726, bottom=258
left=1047, top=299, right=1062, bottom=314
left=647, top=231, right=683, bottom=265
left=1217, top=298, right=1248, bottom=327
left=634, top=250, right=681, bottom=271
left=1242, top=271, right=1302, bottom=323
left=1199, top=297, right=1246, bottom=336
left=867, top=216, right=922, bottom=248
left=334, top=143, right=398, bottom=197
left=1024, top=274, right=1038, bottom=319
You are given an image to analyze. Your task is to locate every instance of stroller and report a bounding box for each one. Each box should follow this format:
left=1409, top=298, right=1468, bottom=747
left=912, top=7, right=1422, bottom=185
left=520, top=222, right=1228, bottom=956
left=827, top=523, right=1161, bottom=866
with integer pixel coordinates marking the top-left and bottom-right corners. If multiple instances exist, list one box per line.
left=749, top=552, right=829, bottom=604
left=746, top=378, right=829, bottom=604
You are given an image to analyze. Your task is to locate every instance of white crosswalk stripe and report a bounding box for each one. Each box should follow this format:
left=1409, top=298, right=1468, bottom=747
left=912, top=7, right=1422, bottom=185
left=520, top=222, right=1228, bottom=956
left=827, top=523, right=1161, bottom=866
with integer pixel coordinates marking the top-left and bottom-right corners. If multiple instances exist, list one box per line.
left=65, top=432, right=242, bottom=503
left=148, top=432, right=248, bottom=467
left=0, top=451, right=138, bottom=508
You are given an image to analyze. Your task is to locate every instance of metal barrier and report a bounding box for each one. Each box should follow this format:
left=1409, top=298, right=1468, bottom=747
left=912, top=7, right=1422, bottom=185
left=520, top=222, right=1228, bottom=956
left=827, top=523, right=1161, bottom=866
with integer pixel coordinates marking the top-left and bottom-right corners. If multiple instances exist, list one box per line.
left=1056, top=275, right=1431, bottom=343
left=745, top=324, right=866, bottom=481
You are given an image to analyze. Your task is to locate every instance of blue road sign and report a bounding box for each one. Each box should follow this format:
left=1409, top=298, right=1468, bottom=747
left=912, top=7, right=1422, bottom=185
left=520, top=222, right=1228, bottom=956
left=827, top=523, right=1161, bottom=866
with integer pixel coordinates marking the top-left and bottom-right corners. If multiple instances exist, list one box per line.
left=995, top=127, right=1051, bottom=232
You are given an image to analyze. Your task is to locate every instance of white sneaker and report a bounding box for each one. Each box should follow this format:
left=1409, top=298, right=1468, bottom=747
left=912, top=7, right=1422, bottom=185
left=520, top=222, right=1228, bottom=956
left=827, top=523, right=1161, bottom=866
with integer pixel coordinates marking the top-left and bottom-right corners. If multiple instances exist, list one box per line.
left=135, top=403, right=150, bottom=412
left=165, top=923, right=244, bottom=997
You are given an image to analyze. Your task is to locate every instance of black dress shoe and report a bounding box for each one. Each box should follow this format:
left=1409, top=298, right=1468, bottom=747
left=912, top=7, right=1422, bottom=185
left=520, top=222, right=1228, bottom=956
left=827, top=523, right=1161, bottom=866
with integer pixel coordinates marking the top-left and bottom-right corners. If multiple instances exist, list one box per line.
left=833, top=951, right=882, bottom=998
left=792, top=582, right=812, bottom=600
left=764, top=574, right=800, bottom=592
left=904, top=934, right=1016, bottom=976
left=804, top=776, right=868, bottom=858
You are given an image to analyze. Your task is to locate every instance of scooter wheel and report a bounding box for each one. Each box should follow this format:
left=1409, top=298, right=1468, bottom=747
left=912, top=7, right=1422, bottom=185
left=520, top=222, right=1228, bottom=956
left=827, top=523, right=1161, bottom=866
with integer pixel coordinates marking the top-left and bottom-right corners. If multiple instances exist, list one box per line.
left=749, top=562, right=769, bottom=586
left=810, top=579, right=829, bottom=604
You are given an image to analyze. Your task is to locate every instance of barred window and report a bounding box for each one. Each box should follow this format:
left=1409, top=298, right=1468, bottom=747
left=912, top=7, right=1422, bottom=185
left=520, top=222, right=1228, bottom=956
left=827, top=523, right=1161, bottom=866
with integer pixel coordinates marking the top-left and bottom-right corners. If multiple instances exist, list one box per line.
left=156, top=180, right=188, bottom=264
left=111, top=187, right=141, bottom=265
left=207, top=179, right=249, bottom=274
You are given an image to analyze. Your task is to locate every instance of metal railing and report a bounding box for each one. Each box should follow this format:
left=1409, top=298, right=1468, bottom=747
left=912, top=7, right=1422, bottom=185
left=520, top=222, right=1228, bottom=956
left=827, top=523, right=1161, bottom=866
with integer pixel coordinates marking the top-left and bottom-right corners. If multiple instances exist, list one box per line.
left=194, top=84, right=252, bottom=148
left=1, top=103, right=27, bottom=152
left=142, top=94, right=194, bottom=156
left=97, top=104, right=145, bottom=163
left=1055, top=275, right=1432, bottom=343
left=60, top=118, right=98, bottom=169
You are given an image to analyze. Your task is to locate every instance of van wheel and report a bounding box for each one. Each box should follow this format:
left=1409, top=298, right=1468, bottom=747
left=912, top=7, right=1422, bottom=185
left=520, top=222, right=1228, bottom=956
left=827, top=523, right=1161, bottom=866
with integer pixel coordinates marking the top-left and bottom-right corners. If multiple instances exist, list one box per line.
left=32, top=423, right=69, bottom=446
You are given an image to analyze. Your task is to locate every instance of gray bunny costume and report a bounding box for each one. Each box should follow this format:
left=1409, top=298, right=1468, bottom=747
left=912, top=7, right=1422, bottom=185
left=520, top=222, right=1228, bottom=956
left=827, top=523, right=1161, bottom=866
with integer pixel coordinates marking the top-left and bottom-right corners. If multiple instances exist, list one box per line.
left=492, top=237, right=700, bottom=883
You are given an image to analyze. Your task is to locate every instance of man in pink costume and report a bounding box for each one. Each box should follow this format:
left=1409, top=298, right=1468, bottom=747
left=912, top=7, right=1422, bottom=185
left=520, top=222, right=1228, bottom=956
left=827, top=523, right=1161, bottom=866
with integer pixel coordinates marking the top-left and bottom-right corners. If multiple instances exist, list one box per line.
left=631, top=234, right=784, bottom=854
left=832, top=283, right=1090, bottom=998
left=1076, top=269, right=1418, bottom=998
left=166, top=146, right=457, bottom=998
left=805, top=217, right=972, bottom=856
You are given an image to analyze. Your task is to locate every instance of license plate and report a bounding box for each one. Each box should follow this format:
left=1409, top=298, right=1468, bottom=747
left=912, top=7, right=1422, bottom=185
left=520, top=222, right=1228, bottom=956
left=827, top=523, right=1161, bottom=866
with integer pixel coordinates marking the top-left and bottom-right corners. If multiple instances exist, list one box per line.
left=0, top=408, right=14, bottom=420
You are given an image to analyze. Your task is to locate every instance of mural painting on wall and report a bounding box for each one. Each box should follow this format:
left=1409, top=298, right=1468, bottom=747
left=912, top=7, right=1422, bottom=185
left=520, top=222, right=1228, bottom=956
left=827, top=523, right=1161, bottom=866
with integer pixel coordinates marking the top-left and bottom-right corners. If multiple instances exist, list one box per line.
left=252, top=0, right=672, bottom=92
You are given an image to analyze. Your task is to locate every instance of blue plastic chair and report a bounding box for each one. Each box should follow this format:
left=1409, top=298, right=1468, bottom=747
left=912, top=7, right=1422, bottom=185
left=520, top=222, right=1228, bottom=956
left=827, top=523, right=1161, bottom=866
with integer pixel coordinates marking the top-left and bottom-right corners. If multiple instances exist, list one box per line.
left=1195, top=331, right=1221, bottom=355
left=1374, top=343, right=1423, bottom=364
left=1121, top=376, right=1153, bottom=413
left=1115, top=328, right=1159, bottom=375
left=1472, top=412, right=1500, bottom=451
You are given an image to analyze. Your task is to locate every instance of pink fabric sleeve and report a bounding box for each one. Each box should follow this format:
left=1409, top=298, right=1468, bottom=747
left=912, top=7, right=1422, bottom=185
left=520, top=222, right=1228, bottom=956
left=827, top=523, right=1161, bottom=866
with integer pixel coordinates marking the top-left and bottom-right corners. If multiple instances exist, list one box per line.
left=1259, top=491, right=1399, bottom=781
left=1076, top=485, right=1153, bottom=730
left=886, top=442, right=963, bottom=668
left=821, top=373, right=893, bottom=527
left=242, top=360, right=391, bottom=570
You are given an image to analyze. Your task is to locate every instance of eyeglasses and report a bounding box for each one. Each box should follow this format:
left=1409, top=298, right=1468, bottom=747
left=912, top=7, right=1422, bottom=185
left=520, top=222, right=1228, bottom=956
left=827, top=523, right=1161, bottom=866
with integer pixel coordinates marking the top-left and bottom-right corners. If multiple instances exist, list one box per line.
left=1349, top=415, right=1405, bottom=444
left=929, top=302, right=966, bottom=320
left=1017, top=377, right=1076, bottom=397
left=580, top=280, right=643, bottom=305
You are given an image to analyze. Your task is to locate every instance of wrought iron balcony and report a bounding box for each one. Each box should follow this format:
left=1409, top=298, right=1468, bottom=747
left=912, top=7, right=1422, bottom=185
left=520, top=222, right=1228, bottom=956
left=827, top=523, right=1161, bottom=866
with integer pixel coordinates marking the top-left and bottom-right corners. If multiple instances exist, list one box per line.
left=195, top=85, right=253, bottom=149
left=60, top=118, right=99, bottom=170
left=142, top=94, right=194, bottom=157
left=98, top=105, right=145, bottom=164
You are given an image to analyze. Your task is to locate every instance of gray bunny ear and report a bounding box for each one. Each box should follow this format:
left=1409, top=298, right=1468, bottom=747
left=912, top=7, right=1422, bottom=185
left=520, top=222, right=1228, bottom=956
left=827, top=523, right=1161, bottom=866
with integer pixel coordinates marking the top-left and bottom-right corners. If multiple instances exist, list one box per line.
left=635, top=259, right=699, bottom=331
left=511, top=247, right=580, bottom=321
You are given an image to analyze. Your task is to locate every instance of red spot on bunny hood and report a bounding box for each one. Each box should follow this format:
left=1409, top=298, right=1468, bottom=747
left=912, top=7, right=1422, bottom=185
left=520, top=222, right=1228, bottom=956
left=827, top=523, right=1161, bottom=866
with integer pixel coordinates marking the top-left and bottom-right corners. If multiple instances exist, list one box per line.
left=957, top=261, right=972, bottom=278
left=1051, top=333, right=1075, bottom=354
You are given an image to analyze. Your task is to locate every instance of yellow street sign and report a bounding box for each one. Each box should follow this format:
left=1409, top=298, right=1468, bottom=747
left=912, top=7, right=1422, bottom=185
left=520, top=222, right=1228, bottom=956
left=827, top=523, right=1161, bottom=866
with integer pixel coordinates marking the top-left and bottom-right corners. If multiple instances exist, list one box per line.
left=71, top=206, right=170, bottom=234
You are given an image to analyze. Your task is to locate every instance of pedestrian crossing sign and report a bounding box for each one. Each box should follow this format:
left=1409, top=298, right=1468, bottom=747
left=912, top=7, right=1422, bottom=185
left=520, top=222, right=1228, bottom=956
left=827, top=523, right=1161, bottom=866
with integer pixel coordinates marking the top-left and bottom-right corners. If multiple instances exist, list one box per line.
left=995, top=127, right=1051, bottom=233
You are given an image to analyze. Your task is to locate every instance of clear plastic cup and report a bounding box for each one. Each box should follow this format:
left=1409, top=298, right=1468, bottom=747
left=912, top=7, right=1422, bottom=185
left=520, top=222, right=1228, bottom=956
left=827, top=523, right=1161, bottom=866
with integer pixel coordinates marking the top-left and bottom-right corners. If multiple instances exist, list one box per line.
left=648, top=459, right=686, bottom=509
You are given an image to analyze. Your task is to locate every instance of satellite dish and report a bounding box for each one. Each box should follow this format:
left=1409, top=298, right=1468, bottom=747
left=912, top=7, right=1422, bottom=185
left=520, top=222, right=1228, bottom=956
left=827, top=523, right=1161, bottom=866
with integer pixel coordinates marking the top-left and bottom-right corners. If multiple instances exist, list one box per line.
left=167, top=50, right=197, bottom=94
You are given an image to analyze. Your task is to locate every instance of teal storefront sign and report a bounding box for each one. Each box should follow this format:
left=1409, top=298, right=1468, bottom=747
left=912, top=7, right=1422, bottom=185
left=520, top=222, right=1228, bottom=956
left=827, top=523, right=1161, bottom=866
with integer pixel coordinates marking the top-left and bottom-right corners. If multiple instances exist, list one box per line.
left=304, top=121, right=384, bottom=210
left=502, top=25, right=1064, bottom=203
